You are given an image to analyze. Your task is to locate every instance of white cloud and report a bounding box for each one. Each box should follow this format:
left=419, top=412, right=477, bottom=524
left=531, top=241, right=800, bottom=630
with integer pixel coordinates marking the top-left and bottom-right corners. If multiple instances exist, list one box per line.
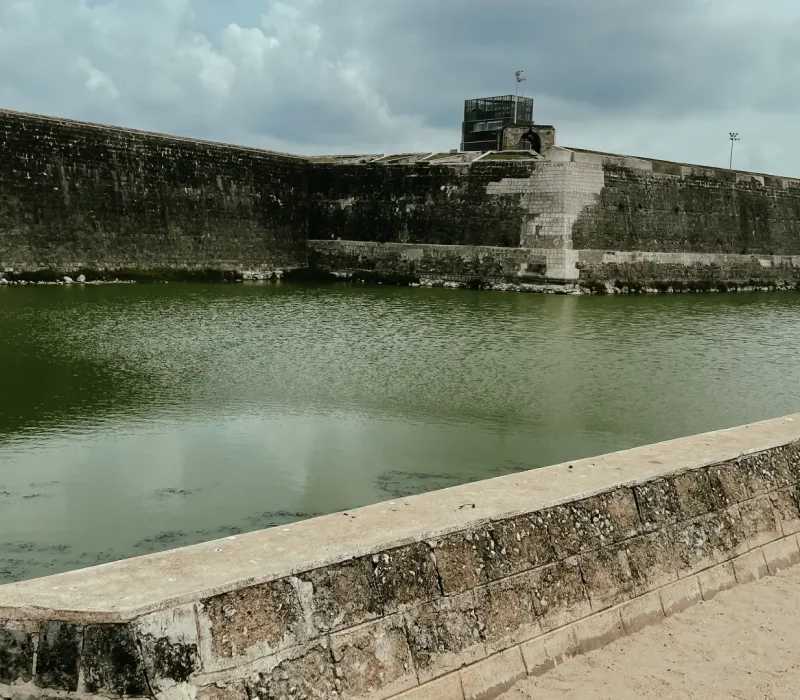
left=74, top=56, right=119, bottom=98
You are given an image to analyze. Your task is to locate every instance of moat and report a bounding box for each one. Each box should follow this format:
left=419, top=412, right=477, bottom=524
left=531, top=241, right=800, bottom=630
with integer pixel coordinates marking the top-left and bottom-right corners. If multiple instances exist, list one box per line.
left=1, top=283, right=799, bottom=584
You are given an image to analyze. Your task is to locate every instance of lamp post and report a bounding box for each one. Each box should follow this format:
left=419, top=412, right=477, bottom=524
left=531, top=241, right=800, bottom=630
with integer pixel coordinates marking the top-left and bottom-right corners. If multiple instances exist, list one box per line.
left=729, top=132, right=740, bottom=170
left=514, top=70, right=526, bottom=124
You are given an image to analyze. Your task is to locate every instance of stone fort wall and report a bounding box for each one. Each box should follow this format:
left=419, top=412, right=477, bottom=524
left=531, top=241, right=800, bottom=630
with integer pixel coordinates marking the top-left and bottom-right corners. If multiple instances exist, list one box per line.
left=1, top=414, right=799, bottom=699
left=0, top=110, right=308, bottom=275
left=2, top=108, right=800, bottom=289
left=309, top=148, right=800, bottom=289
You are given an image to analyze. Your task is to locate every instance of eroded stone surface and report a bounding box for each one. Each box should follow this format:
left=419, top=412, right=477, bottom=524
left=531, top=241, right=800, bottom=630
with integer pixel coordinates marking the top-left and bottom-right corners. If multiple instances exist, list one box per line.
left=202, top=578, right=306, bottom=660
left=672, top=469, right=721, bottom=518
left=404, top=592, right=485, bottom=681
left=373, top=543, right=441, bottom=615
left=331, top=616, right=416, bottom=699
left=545, top=488, right=641, bottom=558
left=0, top=627, right=34, bottom=684
left=429, top=532, right=487, bottom=595
left=245, top=643, right=337, bottom=700
left=481, top=516, right=555, bottom=581
left=671, top=508, right=746, bottom=575
left=633, top=479, right=681, bottom=531
left=771, top=486, right=800, bottom=535
left=705, top=463, right=750, bottom=506
left=301, top=558, right=380, bottom=633
left=739, top=496, right=782, bottom=547
left=135, top=604, right=200, bottom=689
left=530, top=558, right=591, bottom=631
left=735, top=450, right=794, bottom=496
left=82, top=624, right=149, bottom=697
left=785, top=442, right=800, bottom=483
left=35, top=621, right=82, bottom=692
left=474, top=574, right=541, bottom=652
left=579, top=531, right=678, bottom=610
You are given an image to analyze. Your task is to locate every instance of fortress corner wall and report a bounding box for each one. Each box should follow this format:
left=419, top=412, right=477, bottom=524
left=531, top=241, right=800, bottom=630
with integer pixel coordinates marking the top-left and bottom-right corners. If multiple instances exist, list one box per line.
left=308, top=147, right=800, bottom=290
left=2, top=415, right=800, bottom=700
left=567, top=149, right=800, bottom=288
left=2, top=108, right=800, bottom=290
left=0, top=110, right=309, bottom=275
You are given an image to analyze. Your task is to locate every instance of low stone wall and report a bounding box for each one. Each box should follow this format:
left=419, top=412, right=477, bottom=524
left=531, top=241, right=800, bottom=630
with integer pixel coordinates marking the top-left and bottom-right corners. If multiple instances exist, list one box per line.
left=1, top=414, right=800, bottom=700
left=308, top=240, right=547, bottom=283
left=577, top=250, right=800, bottom=289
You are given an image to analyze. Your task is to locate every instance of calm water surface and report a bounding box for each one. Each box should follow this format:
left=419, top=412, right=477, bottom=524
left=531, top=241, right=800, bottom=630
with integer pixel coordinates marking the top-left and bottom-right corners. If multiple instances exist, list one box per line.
left=1, top=284, right=799, bottom=583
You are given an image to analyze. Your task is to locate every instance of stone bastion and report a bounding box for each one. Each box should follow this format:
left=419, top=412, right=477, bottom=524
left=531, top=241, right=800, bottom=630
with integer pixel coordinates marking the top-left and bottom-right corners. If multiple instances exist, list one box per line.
left=2, top=414, right=800, bottom=699
left=3, top=108, right=800, bottom=292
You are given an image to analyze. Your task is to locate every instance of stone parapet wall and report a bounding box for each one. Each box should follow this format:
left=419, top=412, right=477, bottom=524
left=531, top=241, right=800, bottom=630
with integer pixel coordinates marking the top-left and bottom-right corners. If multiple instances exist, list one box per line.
left=0, top=109, right=308, bottom=274
left=1, top=414, right=800, bottom=699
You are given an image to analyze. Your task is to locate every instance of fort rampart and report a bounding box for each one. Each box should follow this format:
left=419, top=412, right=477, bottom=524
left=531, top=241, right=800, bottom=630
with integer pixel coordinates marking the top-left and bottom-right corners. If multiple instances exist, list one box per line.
left=2, top=108, right=800, bottom=289
left=0, top=110, right=308, bottom=276
left=2, top=414, right=800, bottom=699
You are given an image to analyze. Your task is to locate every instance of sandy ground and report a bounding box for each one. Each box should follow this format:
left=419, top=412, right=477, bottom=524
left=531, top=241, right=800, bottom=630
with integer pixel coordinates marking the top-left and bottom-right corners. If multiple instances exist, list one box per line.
left=501, top=566, right=800, bottom=700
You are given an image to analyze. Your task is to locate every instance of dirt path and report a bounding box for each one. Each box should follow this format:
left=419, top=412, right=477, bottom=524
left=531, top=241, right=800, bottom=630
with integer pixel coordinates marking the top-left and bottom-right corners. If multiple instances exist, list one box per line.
left=501, top=566, right=800, bottom=699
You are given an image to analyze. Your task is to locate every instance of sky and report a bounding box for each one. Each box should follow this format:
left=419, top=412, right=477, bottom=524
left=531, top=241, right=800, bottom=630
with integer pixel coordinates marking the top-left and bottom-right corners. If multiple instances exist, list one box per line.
left=1, top=0, right=799, bottom=175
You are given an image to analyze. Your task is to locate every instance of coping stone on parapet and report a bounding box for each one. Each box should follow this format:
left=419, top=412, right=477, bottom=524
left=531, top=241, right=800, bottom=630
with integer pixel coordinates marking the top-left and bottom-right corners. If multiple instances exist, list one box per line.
left=0, top=414, right=798, bottom=623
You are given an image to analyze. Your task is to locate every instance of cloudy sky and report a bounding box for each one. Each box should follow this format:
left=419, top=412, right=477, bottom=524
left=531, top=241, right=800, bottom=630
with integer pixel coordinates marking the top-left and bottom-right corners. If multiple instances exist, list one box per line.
left=1, top=0, right=798, bottom=175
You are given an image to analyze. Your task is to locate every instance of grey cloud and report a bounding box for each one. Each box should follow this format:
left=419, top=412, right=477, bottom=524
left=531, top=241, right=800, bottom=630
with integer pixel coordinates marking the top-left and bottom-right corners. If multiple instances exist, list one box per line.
left=0, top=0, right=798, bottom=175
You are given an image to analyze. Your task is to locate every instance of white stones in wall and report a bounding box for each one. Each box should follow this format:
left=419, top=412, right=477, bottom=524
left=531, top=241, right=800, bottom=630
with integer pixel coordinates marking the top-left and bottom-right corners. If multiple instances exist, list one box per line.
left=485, top=162, right=605, bottom=281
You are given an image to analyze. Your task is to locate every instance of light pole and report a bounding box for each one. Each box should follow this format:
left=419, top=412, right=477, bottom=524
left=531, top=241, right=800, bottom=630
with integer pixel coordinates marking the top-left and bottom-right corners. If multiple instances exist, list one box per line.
left=729, top=132, right=740, bottom=170
left=514, top=70, right=526, bottom=124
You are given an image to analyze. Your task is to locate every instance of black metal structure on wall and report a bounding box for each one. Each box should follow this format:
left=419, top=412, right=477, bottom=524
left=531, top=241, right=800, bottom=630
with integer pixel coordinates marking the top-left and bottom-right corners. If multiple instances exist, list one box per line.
left=461, top=95, right=534, bottom=151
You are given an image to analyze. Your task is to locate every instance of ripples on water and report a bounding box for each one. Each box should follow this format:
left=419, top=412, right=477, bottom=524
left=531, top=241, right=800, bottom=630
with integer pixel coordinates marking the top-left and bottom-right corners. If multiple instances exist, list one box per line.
left=1, top=284, right=799, bottom=582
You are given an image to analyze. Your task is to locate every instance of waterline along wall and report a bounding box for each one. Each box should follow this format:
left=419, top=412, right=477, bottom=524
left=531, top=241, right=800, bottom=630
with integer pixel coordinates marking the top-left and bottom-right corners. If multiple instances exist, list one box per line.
left=2, top=108, right=800, bottom=289
left=2, top=414, right=800, bottom=700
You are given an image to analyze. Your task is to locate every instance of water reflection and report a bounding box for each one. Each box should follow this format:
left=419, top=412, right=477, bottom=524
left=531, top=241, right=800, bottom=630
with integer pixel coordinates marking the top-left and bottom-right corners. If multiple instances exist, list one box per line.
left=1, top=284, right=799, bottom=582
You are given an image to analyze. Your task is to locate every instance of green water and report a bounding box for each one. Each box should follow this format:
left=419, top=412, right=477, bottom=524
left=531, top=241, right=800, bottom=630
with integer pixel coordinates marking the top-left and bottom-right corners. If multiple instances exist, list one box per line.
left=1, top=284, right=799, bottom=583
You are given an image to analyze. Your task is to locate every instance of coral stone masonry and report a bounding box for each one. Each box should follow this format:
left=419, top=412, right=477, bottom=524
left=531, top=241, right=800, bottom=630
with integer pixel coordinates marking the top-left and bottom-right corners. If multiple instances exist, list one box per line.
left=1, top=414, right=800, bottom=699
left=2, top=108, right=800, bottom=291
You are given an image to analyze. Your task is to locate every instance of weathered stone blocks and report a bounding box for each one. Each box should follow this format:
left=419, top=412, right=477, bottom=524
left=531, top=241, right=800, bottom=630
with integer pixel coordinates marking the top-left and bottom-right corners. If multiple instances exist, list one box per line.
left=572, top=161, right=800, bottom=258
left=480, top=516, right=555, bottom=582
left=135, top=605, right=200, bottom=692
left=331, top=616, right=416, bottom=700
left=404, top=592, right=485, bottom=683
left=430, top=532, right=487, bottom=596
left=579, top=530, right=678, bottom=610
left=200, top=578, right=308, bottom=660
left=301, top=559, right=381, bottom=634
left=244, top=642, right=337, bottom=700
left=1, top=110, right=308, bottom=275
left=473, top=575, right=540, bottom=652
left=671, top=508, right=747, bottom=575
left=544, top=488, right=641, bottom=558
left=35, top=621, right=82, bottom=692
left=459, top=646, right=527, bottom=700
left=0, top=627, right=33, bottom=685
left=373, top=543, right=441, bottom=614
left=82, top=624, right=149, bottom=697
left=739, top=496, right=782, bottom=548
left=770, top=486, right=800, bottom=535
left=529, top=558, right=591, bottom=632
